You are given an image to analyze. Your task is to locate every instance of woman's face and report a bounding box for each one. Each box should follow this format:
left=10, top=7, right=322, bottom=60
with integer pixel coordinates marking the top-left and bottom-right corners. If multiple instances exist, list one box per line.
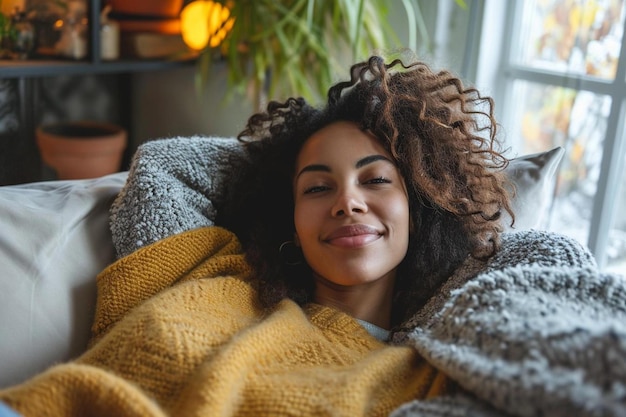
left=293, top=121, right=410, bottom=288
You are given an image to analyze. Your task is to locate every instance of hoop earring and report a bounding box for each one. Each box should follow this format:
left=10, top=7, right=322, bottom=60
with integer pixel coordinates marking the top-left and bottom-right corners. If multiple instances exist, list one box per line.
left=279, top=241, right=303, bottom=266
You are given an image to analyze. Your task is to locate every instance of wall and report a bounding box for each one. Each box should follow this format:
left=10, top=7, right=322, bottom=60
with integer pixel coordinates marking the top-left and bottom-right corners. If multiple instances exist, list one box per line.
left=130, top=0, right=476, bottom=148
left=130, top=61, right=253, bottom=147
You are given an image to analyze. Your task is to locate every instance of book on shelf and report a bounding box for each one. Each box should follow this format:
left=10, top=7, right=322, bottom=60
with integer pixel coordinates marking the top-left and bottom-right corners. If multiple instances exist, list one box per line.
left=120, top=32, right=189, bottom=59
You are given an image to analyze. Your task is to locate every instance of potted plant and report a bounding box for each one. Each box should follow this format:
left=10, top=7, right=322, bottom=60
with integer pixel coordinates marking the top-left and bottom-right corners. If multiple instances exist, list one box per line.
left=189, top=0, right=444, bottom=108
left=36, top=121, right=127, bottom=180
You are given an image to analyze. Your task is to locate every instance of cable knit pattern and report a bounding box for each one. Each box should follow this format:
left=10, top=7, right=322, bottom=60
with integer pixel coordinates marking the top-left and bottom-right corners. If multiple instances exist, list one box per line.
left=0, top=227, right=450, bottom=417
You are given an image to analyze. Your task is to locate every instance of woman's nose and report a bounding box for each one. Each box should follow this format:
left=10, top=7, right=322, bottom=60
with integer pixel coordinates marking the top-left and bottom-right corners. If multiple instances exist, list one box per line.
left=332, top=187, right=368, bottom=217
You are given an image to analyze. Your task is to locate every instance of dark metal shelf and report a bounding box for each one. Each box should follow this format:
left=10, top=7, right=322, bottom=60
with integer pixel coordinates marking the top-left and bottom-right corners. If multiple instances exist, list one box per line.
left=0, top=55, right=197, bottom=78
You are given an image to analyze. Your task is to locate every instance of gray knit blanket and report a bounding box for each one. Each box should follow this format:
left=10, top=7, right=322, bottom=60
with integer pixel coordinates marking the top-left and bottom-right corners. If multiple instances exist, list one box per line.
left=391, top=232, right=626, bottom=417
left=110, top=136, right=249, bottom=259
left=111, top=136, right=626, bottom=417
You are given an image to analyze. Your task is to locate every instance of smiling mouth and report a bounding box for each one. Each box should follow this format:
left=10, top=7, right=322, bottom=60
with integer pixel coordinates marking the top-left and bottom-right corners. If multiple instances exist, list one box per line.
left=324, top=224, right=382, bottom=248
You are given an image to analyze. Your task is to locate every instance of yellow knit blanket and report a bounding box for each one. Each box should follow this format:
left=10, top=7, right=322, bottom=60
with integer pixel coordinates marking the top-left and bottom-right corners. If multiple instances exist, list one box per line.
left=0, top=226, right=449, bottom=416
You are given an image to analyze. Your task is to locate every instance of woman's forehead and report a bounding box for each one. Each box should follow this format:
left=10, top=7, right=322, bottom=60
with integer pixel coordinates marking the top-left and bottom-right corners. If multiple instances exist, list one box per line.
left=297, top=121, right=390, bottom=164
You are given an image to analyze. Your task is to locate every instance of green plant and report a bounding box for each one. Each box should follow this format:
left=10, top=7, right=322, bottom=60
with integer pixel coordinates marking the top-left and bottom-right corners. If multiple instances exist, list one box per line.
left=0, top=9, right=17, bottom=54
left=196, top=0, right=465, bottom=108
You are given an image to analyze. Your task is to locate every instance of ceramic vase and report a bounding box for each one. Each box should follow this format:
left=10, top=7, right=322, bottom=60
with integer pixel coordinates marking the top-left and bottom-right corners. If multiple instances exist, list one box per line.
left=36, top=121, right=127, bottom=180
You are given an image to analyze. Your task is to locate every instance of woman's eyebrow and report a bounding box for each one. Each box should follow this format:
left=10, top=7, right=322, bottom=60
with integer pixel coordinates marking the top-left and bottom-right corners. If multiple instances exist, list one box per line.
left=355, top=154, right=394, bottom=168
left=296, top=164, right=330, bottom=180
left=296, top=154, right=393, bottom=180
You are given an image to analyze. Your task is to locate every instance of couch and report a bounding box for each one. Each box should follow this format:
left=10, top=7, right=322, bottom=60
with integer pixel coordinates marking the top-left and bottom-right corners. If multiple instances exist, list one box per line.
left=0, top=136, right=566, bottom=386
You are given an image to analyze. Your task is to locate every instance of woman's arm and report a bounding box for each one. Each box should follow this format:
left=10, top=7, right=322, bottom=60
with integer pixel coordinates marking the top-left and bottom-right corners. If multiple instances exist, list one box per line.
left=90, top=226, right=251, bottom=344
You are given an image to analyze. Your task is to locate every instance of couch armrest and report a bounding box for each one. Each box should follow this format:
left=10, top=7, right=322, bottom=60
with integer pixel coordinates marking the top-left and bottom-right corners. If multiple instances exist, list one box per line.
left=0, top=172, right=127, bottom=388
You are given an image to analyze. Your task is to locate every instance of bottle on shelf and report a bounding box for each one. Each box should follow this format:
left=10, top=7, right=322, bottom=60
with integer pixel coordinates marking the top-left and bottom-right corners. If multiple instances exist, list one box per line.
left=100, top=5, right=119, bottom=60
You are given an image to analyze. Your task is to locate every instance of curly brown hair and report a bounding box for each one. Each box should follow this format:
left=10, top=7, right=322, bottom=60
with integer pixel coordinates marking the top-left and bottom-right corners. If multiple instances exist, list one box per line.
left=217, top=56, right=514, bottom=325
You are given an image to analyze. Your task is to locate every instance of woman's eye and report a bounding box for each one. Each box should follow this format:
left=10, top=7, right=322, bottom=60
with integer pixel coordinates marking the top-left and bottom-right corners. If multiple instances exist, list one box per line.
left=365, top=176, right=391, bottom=185
left=303, top=185, right=330, bottom=194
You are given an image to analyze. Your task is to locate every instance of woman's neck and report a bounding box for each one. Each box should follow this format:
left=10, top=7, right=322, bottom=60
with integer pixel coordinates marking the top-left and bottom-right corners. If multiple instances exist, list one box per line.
left=313, top=274, right=395, bottom=330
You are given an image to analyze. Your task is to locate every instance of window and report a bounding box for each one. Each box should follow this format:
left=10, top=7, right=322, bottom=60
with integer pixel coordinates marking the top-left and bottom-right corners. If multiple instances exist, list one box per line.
left=484, top=0, right=626, bottom=273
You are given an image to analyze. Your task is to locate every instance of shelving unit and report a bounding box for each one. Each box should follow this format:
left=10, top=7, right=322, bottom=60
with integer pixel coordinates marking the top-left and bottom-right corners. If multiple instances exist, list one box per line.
left=0, top=56, right=195, bottom=78
left=0, top=0, right=195, bottom=185
left=0, top=0, right=195, bottom=78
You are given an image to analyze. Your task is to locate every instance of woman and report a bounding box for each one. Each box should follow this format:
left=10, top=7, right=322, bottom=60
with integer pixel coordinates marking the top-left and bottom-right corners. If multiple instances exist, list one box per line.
left=221, top=55, right=513, bottom=330
left=0, top=56, right=513, bottom=416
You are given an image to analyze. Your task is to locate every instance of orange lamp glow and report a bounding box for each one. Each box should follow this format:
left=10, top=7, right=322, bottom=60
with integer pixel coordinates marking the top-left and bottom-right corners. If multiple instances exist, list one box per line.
left=180, top=1, right=234, bottom=50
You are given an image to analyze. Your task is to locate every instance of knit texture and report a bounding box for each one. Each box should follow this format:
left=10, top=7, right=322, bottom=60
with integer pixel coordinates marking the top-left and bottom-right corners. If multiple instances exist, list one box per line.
left=391, top=230, right=626, bottom=417
left=109, top=136, right=626, bottom=416
left=109, top=136, right=249, bottom=259
left=0, top=227, right=450, bottom=417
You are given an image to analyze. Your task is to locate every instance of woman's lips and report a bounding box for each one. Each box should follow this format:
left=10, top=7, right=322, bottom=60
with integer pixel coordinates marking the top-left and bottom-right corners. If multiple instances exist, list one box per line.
left=324, top=225, right=382, bottom=247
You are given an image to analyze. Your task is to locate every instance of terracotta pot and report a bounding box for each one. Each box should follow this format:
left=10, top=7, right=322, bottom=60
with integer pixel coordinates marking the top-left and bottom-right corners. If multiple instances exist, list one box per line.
left=36, top=121, right=127, bottom=180
left=107, top=0, right=184, bottom=18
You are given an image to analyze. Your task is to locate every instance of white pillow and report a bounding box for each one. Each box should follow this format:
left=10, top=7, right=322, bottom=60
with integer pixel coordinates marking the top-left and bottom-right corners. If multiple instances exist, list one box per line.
left=502, top=146, right=565, bottom=231
left=0, top=172, right=128, bottom=388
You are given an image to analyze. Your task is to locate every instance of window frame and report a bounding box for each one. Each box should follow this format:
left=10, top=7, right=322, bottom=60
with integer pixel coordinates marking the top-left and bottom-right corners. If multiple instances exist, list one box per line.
left=485, top=0, right=626, bottom=268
